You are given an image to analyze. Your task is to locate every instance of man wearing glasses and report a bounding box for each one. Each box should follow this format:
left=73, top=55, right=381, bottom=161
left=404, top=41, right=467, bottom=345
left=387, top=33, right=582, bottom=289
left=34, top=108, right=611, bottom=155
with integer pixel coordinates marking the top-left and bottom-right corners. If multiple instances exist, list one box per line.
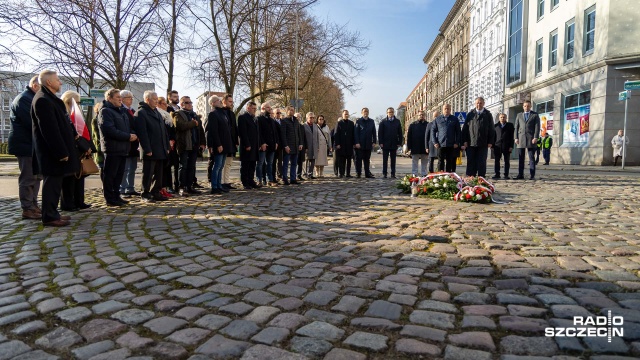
left=272, top=108, right=284, bottom=181
left=378, top=107, right=403, bottom=178
left=172, top=96, right=206, bottom=196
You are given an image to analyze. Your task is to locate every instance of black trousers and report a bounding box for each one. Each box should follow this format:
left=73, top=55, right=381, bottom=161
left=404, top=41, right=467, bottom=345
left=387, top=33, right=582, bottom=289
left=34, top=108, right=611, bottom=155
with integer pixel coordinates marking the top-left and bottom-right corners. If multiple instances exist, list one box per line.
left=333, top=151, right=339, bottom=176
left=355, top=149, right=372, bottom=176
left=164, top=150, right=179, bottom=190
left=240, top=160, right=257, bottom=187
left=142, top=159, right=164, bottom=195
left=518, top=148, right=537, bottom=177
left=274, top=148, right=283, bottom=180
left=465, top=146, right=488, bottom=177
left=335, top=154, right=352, bottom=176
left=297, top=150, right=306, bottom=177
left=437, top=147, right=458, bottom=172
left=61, top=175, right=85, bottom=210
left=207, top=156, right=213, bottom=182
left=42, top=175, right=63, bottom=223
left=103, top=154, right=126, bottom=203
left=178, top=150, right=197, bottom=189
left=494, top=147, right=511, bottom=177
left=428, top=156, right=437, bottom=173
left=382, top=148, right=397, bottom=176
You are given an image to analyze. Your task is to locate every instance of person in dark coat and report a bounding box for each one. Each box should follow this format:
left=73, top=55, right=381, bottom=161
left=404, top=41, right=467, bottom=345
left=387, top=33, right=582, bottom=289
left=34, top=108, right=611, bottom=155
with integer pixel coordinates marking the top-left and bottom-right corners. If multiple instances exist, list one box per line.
left=237, top=101, right=261, bottom=189
left=31, top=70, right=80, bottom=226
left=431, top=104, right=461, bottom=172
left=221, top=94, right=239, bottom=189
left=378, top=107, right=403, bottom=178
left=9, top=75, right=41, bottom=220
left=165, top=90, right=181, bottom=193
left=135, top=91, right=170, bottom=202
left=295, top=112, right=308, bottom=181
left=334, top=110, right=355, bottom=178
left=172, top=96, right=205, bottom=196
left=99, top=89, right=137, bottom=207
left=425, top=110, right=440, bottom=173
left=119, top=90, right=140, bottom=196
left=462, top=97, right=496, bottom=177
left=279, top=106, right=304, bottom=185
left=205, top=95, right=233, bottom=194
left=493, top=113, right=515, bottom=179
left=257, top=102, right=279, bottom=186
left=354, top=107, right=377, bottom=178
left=515, top=99, right=541, bottom=180
left=272, top=108, right=284, bottom=182
left=407, top=110, right=429, bottom=176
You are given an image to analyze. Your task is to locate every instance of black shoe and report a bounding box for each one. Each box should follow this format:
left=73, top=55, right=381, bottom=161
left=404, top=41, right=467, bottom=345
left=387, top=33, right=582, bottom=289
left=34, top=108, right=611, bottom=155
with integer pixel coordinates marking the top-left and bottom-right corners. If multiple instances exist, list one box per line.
left=252, top=183, right=262, bottom=188
left=543, top=163, right=549, bottom=165
left=210, top=188, right=223, bottom=194
left=503, top=175, right=511, bottom=180
left=78, top=203, right=92, bottom=210
left=117, top=198, right=130, bottom=204
left=365, top=174, right=375, bottom=178
left=515, top=175, right=525, bottom=180
left=223, top=183, right=237, bottom=189
left=152, top=193, right=169, bottom=201
left=192, top=183, right=205, bottom=189
left=124, top=191, right=141, bottom=196
left=529, top=176, right=536, bottom=180
left=290, top=180, right=300, bottom=185
left=283, top=180, right=290, bottom=186
left=243, top=186, right=254, bottom=190
left=297, top=176, right=305, bottom=181
left=140, top=193, right=155, bottom=203
left=309, top=175, right=316, bottom=179
left=338, top=175, right=344, bottom=178
left=391, top=175, right=396, bottom=179
left=186, top=188, right=202, bottom=195
left=345, top=175, right=353, bottom=178
left=492, top=175, right=500, bottom=180
left=107, top=201, right=123, bottom=207
left=220, top=187, right=229, bottom=193
left=356, top=174, right=361, bottom=178
left=383, top=175, right=387, bottom=179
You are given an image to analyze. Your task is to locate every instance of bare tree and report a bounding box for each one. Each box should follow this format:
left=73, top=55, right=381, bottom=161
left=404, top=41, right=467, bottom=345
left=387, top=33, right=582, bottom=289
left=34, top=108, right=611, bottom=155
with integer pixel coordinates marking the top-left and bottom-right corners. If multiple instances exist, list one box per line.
left=0, top=0, right=164, bottom=90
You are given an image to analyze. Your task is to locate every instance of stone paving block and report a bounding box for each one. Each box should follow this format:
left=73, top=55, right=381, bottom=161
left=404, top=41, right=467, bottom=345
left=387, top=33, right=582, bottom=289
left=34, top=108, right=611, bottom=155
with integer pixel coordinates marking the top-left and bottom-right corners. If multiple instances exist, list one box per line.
left=417, top=299, right=459, bottom=313
left=443, top=345, right=493, bottom=360
left=395, top=338, right=441, bottom=356
left=268, top=313, right=309, bottom=330
left=0, top=340, right=32, bottom=360
left=243, top=306, right=280, bottom=324
left=147, top=342, right=188, bottom=359
left=250, top=327, right=290, bottom=345
left=71, top=340, right=115, bottom=360
left=219, top=320, right=261, bottom=340
left=331, top=295, right=366, bottom=314
left=400, top=324, right=447, bottom=342
left=195, top=335, right=251, bottom=357
left=240, top=344, right=307, bottom=360
left=322, top=348, right=367, bottom=360
left=350, top=317, right=402, bottom=331
left=35, top=327, right=83, bottom=350
left=143, top=316, right=188, bottom=335
left=303, top=291, right=339, bottom=306
left=115, top=332, right=154, bottom=350
left=409, top=310, right=455, bottom=329
left=342, top=331, right=388, bottom=352
left=296, top=321, right=345, bottom=342
left=500, top=336, right=559, bottom=356
left=10, top=350, right=60, bottom=360
left=80, top=319, right=128, bottom=342
left=166, top=328, right=211, bottom=346
left=448, top=331, right=496, bottom=351
left=304, top=309, right=347, bottom=325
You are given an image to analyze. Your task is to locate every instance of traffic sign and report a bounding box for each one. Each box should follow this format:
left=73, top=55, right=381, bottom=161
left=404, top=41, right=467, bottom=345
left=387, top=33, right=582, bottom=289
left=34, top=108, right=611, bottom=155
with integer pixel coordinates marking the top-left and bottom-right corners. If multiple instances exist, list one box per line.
left=624, top=80, right=640, bottom=90
left=619, top=91, right=630, bottom=101
left=290, top=98, right=304, bottom=109
left=80, top=97, right=95, bottom=106
left=89, top=88, right=107, bottom=97
left=455, top=112, right=467, bottom=126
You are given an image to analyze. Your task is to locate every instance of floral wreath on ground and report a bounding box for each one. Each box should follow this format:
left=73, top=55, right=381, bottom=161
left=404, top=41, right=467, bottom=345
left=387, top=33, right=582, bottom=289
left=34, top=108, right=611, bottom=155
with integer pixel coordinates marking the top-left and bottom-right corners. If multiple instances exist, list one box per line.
left=397, top=172, right=496, bottom=203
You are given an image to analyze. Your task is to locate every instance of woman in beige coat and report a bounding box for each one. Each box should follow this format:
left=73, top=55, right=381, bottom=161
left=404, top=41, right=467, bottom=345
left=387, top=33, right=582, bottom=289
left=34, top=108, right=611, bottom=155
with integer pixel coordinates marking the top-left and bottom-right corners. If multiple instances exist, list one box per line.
left=315, top=115, right=331, bottom=177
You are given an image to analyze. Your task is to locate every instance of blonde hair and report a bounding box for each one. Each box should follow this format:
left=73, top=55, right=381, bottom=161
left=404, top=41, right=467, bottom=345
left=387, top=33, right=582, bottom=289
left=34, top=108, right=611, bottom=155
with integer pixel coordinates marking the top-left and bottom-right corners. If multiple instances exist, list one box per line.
left=105, top=88, right=120, bottom=99
left=61, top=90, right=81, bottom=113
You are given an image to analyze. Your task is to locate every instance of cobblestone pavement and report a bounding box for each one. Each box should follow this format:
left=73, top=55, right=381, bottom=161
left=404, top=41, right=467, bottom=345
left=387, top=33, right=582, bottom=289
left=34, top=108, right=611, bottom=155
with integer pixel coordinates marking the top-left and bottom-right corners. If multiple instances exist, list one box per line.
left=0, top=173, right=639, bottom=360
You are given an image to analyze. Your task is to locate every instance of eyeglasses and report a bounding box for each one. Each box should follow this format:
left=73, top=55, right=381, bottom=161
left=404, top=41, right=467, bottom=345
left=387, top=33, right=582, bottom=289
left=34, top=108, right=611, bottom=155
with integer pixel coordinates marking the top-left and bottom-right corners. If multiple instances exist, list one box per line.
left=275, top=112, right=281, bottom=114
left=183, top=102, right=193, bottom=105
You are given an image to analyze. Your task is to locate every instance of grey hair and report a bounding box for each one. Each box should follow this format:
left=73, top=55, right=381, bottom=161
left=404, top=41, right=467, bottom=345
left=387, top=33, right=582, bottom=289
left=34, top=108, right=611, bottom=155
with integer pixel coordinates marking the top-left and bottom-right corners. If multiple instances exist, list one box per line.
left=143, top=90, right=157, bottom=101
left=38, top=70, right=57, bottom=86
left=306, top=112, right=315, bottom=119
left=120, top=90, right=133, bottom=98
left=208, top=95, right=221, bottom=106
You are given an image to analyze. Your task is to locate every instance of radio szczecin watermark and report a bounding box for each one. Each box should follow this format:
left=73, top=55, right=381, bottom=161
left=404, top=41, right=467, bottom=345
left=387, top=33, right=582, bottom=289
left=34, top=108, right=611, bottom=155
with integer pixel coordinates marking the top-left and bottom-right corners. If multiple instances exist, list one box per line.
left=545, top=311, right=624, bottom=343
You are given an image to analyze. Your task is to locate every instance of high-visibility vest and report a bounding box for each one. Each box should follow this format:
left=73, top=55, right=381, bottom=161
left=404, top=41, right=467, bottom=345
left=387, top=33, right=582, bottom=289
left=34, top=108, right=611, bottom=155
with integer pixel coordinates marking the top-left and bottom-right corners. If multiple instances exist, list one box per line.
left=541, top=136, right=552, bottom=149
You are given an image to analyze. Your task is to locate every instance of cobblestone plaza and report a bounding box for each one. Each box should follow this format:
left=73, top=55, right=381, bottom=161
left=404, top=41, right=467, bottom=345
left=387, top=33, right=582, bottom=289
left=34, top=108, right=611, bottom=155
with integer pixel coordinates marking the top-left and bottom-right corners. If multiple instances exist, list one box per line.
left=0, top=161, right=639, bottom=359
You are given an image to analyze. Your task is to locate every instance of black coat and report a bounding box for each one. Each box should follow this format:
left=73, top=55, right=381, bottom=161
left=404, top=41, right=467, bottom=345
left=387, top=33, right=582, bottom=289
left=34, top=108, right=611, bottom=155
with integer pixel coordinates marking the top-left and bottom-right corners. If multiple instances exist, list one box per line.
left=222, top=107, right=239, bottom=155
left=494, top=122, right=515, bottom=151
left=237, top=112, right=260, bottom=161
left=205, top=108, right=233, bottom=155
left=134, top=103, right=169, bottom=160
left=258, top=113, right=279, bottom=152
left=354, top=117, right=377, bottom=150
left=98, top=100, right=132, bottom=156
left=378, top=117, right=403, bottom=150
left=334, top=119, right=355, bottom=158
left=123, top=106, right=140, bottom=158
left=31, top=86, right=80, bottom=176
left=462, top=109, right=496, bottom=147
left=8, top=86, right=36, bottom=157
left=279, top=116, right=303, bottom=155
left=407, top=120, right=428, bottom=155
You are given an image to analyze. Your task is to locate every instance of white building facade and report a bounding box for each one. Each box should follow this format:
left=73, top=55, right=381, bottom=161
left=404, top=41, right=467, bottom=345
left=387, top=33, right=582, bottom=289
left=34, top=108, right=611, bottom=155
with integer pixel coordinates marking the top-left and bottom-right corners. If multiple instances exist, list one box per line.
left=468, top=0, right=508, bottom=115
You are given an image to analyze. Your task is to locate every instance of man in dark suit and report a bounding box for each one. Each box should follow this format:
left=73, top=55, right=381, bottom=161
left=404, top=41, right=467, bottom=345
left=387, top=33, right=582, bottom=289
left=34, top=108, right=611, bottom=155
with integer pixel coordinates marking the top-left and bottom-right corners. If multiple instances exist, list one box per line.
left=462, top=97, right=496, bottom=177
left=354, top=107, right=377, bottom=178
left=425, top=110, right=440, bottom=173
left=515, top=100, right=541, bottom=180
left=237, top=101, right=261, bottom=189
left=135, top=91, right=170, bottom=202
left=378, top=107, right=403, bottom=178
left=272, top=108, right=284, bottom=182
left=31, top=70, right=80, bottom=226
left=205, top=95, right=233, bottom=194
left=406, top=110, right=428, bottom=176
left=431, top=104, right=461, bottom=172
left=257, top=102, right=279, bottom=186
left=334, top=110, right=355, bottom=178
left=221, top=94, right=239, bottom=189
left=279, top=106, right=304, bottom=185
left=493, top=113, right=515, bottom=179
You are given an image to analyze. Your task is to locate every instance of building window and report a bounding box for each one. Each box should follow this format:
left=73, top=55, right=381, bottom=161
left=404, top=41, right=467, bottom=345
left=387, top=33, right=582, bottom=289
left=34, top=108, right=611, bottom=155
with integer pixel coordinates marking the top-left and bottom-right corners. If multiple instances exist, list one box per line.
left=549, top=30, right=558, bottom=69
left=535, top=99, right=554, bottom=114
left=537, top=0, right=545, bottom=20
left=535, top=39, right=543, bottom=75
left=507, top=0, right=524, bottom=84
left=565, top=20, right=575, bottom=62
left=565, top=90, right=590, bottom=109
left=584, top=7, right=596, bottom=54
left=551, top=0, right=559, bottom=10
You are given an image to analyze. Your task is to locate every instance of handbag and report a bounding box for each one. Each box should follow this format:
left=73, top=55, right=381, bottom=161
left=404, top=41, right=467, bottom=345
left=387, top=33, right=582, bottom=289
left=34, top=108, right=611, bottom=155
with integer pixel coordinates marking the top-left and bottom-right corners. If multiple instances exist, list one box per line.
left=456, top=150, right=463, bottom=165
left=76, top=156, right=100, bottom=178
